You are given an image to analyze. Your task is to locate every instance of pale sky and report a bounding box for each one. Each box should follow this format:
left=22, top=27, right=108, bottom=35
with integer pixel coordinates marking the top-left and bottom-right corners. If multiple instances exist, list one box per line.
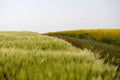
left=0, top=0, right=120, bottom=33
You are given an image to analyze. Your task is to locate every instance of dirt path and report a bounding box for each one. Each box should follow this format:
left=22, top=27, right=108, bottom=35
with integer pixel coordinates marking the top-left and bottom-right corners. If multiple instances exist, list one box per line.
left=48, top=35, right=120, bottom=59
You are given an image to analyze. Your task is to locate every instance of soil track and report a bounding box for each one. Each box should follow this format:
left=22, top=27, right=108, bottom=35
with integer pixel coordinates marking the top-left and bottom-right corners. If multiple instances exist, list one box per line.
left=47, top=34, right=120, bottom=59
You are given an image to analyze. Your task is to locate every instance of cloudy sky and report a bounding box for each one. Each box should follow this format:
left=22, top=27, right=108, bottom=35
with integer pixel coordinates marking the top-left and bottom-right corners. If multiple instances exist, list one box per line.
left=0, top=0, right=120, bottom=33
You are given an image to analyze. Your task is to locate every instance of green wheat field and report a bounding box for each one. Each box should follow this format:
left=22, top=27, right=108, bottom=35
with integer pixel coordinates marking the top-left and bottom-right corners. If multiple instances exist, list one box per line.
left=0, top=31, right=119, bottom=80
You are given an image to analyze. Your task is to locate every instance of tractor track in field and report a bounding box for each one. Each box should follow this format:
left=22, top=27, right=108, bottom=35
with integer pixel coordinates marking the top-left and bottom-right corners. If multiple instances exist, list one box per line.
left=47, top=34, right=120, bottom=59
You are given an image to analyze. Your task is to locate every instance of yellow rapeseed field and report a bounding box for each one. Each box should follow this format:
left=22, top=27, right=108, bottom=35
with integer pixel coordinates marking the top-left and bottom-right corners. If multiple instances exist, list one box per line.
left=47, top=29, right=120, bottom=46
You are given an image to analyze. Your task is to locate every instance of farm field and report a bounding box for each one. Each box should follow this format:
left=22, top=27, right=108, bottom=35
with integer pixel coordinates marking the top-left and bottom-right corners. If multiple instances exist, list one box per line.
left=0, top=32, right=119, bottom=80
left=46, top=29, right=120, bottom=59
left=45, top=29, right=120, bottom=79
left=47, top=29, right=120, bottom=47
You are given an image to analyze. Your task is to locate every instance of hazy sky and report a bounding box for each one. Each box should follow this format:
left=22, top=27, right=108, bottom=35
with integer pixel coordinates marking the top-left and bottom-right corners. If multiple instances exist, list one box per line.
left=0, top=0, right=120, bottom=33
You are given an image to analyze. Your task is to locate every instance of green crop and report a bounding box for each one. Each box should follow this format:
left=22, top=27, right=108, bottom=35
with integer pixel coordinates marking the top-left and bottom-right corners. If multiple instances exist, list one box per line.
left=0, top=32, right=118, bottom=80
